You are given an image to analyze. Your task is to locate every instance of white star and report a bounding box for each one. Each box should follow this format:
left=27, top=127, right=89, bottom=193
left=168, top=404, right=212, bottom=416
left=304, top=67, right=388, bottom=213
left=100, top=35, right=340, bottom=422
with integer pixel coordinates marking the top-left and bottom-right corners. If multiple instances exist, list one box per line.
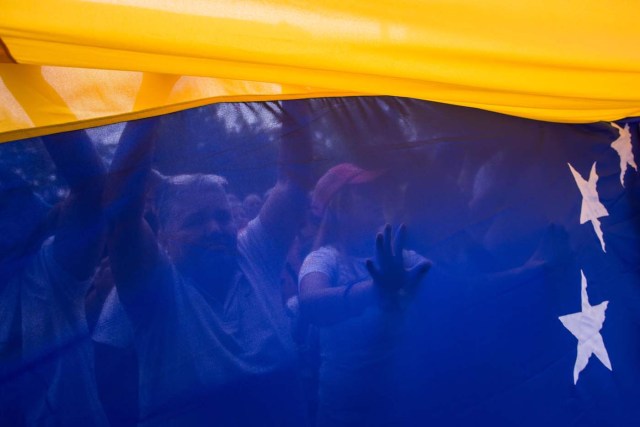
left=610, top=123, right=638, bottom=187
left=568, top=162, right=608, bottom=252
left=559, top=270, right=612, bottom=384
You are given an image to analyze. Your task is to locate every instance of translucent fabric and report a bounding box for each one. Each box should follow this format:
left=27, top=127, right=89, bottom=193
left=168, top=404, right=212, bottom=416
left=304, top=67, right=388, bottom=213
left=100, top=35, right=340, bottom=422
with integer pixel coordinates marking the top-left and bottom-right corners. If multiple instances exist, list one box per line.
left=0, top=65, right=350, bottom=143
left=1, top=97, right=639, bottom=426
left=3, top=0, right=640, bottom=138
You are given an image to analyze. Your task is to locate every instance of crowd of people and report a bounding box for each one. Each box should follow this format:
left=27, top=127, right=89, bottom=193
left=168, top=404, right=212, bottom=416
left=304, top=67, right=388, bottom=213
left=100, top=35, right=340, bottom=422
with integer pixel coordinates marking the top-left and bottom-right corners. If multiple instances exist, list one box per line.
left=0, top=115, right=431, bottom=427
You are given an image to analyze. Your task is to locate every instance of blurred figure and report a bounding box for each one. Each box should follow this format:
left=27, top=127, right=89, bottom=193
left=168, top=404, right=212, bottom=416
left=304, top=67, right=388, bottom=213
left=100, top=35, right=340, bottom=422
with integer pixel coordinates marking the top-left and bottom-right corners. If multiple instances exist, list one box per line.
left=0, top=170, right=52, bottom=426
left=298, top=163, right=431, bottom=427
left=228, top=193, right=249, bottom=230
left=0, top=170, right=51, bottom=281
left=243, top=193, right=263, bottom=221
left=0, top=131, right=109, bottom=426
left=88, top=170, right=166, bottom=427
left=105, top=109, right=313, bottom=426
left=88, top=256, right=139, bottom=427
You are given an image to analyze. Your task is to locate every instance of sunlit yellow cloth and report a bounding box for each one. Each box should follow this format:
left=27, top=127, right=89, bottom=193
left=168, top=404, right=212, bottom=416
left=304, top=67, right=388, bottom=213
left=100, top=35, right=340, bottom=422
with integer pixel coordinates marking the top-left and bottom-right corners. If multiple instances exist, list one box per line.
left=2, top=0, right=640, bottom=141
left=0, top=65, right=354, bottom=143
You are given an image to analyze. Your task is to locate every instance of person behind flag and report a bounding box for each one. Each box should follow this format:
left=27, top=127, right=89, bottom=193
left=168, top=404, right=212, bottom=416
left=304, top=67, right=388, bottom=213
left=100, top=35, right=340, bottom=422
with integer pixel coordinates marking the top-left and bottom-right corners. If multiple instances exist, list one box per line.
left=297, top=163, right=431, bottom=427
left=0, top=131, right=109, bottom=427
left=89, top=169, right=166, bottom=427
left=105, top=106, right=313, bottom=426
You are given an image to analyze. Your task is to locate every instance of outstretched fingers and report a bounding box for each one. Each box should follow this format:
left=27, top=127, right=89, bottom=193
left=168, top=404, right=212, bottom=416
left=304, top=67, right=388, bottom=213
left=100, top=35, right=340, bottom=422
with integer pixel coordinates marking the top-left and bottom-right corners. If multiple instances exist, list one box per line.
left=366, top=259, right=382, bottom=283
left=393, top=224, right=406, bottom=264
left=383, top=224, right=392, bottom=259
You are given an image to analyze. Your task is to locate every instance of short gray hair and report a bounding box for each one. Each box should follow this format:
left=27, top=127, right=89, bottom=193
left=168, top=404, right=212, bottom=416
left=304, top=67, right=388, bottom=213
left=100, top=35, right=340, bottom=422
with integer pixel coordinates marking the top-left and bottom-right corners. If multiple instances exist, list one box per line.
left=155, top=173, right=228, bottom=228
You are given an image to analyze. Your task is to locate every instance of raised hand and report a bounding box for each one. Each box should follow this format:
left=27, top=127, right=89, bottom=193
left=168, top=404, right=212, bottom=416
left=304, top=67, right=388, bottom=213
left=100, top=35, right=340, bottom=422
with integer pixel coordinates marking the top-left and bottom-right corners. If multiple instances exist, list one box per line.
left=366, top=224, right=431, bottom=310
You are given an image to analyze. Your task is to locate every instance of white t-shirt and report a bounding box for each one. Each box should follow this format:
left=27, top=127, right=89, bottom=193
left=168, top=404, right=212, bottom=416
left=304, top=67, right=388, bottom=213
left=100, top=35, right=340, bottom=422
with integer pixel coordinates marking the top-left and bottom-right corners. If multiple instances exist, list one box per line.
left=299, top=245, right=425, bottom=427
left=1, top=238, right=109, bottom=427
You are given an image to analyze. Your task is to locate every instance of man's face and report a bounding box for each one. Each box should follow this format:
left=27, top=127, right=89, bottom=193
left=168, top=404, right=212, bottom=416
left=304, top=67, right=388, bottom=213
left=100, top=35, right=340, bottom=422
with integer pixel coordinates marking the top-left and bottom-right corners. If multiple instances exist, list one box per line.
left=160, top=184, right=239, bottom=282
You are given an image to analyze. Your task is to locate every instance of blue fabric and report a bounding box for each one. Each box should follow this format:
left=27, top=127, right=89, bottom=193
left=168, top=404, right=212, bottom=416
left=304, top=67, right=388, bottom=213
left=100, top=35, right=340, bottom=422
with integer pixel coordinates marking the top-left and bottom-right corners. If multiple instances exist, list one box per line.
left=0, top=97, right=638, bottom=426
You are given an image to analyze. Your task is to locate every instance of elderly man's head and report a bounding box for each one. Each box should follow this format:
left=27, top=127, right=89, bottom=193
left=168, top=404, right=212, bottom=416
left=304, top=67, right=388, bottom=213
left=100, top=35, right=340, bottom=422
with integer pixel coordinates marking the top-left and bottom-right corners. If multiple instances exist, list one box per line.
left=155, top=174, right=239, bottom=284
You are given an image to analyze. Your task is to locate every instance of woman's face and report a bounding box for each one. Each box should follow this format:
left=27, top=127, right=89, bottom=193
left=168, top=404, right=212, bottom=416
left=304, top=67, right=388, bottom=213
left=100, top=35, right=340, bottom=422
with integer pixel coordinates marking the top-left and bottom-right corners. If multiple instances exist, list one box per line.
left=336, top=183, right=385, bottom=241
